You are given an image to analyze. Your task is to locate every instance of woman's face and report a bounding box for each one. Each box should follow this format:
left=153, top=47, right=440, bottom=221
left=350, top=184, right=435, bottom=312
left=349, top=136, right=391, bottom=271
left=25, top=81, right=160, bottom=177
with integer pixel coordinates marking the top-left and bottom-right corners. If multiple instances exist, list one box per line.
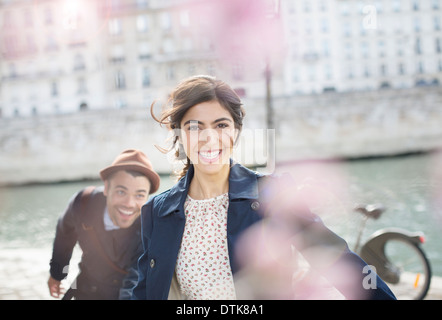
left=179, top=100, right=237, bottom=175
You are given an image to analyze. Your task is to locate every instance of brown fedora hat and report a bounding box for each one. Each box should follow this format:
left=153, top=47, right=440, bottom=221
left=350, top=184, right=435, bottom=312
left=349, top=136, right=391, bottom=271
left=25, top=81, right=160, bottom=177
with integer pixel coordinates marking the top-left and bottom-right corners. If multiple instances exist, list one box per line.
left=99, top=149, right=160, bottom=194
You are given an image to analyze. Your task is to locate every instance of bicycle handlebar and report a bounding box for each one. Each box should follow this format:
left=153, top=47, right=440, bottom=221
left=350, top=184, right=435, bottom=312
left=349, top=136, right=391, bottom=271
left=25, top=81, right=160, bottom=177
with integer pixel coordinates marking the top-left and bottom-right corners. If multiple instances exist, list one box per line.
left=354, top=204, right=385, bottom=220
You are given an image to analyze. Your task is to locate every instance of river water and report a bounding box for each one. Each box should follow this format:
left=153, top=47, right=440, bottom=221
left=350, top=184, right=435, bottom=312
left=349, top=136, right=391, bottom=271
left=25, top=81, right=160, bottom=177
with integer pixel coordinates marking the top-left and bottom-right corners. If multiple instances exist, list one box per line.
left=0, top=152, right=441, bottom=276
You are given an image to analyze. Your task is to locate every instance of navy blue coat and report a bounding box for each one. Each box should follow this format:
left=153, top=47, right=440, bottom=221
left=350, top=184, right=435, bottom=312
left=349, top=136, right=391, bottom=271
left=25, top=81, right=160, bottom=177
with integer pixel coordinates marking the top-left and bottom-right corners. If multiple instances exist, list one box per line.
left=132, top=162, right=396, bottom=300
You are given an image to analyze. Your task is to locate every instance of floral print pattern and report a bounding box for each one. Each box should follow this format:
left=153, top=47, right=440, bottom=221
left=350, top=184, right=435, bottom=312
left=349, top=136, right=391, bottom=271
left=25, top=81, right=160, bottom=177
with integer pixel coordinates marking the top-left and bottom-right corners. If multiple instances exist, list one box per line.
left=176, top=193, right=236, bottom=300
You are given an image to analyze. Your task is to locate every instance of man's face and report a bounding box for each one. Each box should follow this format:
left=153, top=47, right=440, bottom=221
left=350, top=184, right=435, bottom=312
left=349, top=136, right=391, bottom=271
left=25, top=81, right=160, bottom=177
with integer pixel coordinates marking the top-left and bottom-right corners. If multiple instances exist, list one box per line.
left=103, top=170, right=151, bottom=229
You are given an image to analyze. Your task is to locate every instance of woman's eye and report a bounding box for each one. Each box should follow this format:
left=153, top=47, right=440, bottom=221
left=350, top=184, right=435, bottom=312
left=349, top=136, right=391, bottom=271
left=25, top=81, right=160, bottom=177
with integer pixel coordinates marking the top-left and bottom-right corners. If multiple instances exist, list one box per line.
left=188, top=125, right=199, bottom=131
left=217, top=123, right=229, bottom=129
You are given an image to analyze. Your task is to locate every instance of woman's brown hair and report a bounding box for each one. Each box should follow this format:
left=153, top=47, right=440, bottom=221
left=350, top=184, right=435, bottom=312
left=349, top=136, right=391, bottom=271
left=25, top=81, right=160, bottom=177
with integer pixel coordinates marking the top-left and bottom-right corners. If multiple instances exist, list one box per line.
left=151, top=75, right=245, bottom=179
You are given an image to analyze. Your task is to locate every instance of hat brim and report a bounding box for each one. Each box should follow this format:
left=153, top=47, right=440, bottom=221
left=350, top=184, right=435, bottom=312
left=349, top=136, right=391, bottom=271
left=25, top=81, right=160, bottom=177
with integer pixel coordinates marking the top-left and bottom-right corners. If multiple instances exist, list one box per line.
left=99, top=163, right=160, bottom=194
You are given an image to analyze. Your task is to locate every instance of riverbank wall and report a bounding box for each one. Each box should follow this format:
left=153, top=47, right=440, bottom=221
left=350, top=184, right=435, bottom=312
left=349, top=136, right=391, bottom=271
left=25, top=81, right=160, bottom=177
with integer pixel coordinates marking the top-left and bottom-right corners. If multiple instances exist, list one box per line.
left=1, top=87, right=442, bottom=186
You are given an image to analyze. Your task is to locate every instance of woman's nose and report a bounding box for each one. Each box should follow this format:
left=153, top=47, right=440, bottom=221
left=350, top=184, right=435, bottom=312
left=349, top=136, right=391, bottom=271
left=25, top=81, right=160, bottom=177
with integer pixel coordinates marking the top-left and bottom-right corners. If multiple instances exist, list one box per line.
left=199, top=128, right=218, bottom=142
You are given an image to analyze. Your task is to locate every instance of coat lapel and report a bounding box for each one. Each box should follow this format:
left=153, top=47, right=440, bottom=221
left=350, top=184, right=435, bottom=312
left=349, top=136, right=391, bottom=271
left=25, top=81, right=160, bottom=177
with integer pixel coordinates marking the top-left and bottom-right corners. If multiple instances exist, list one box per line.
left=152, top=161, right=264, bottom=277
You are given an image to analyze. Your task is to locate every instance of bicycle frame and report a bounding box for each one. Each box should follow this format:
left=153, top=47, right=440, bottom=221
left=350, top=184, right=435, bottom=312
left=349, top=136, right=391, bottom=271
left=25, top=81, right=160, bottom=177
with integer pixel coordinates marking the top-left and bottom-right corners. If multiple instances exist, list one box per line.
left=358, top=228, right=426, bottom=284
left=352, top=204, right=431, bottom=299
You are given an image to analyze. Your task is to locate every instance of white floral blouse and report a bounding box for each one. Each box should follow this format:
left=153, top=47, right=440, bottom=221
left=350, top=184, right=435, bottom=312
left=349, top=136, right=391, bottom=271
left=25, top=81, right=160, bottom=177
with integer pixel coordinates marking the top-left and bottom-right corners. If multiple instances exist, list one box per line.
left=175, top=193, right=236, bottom=300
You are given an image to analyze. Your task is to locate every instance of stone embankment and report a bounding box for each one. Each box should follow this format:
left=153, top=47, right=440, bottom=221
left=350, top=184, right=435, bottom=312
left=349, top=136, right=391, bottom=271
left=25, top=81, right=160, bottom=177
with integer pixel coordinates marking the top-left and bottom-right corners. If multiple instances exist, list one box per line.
left=1, top=87, right=442, bottom=186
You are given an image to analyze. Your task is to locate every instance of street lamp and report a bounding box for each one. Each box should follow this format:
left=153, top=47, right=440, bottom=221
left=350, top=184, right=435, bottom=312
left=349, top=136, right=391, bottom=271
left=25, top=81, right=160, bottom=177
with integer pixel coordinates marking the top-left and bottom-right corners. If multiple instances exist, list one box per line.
left=264, top=0, right=280, bottom=172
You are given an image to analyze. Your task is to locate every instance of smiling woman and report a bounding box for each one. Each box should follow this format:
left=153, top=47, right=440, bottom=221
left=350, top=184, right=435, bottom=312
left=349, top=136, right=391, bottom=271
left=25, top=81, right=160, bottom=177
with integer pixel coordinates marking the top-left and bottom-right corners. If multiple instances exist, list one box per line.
left=179, top=101, right=237, bottom=197
left=151, top=75, right=245, bottom=181
left=133, top=76, right=397, bottom=300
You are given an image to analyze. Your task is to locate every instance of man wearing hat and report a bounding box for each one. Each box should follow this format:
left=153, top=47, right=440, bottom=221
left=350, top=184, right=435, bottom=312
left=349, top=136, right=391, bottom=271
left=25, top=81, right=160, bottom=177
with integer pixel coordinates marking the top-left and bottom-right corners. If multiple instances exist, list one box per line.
left=47, top=149, right=160, bottom=300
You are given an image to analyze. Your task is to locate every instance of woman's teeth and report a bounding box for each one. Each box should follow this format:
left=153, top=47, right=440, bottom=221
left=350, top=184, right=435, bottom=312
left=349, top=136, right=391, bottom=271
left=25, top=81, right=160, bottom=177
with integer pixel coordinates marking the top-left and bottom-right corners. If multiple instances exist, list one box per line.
left=199, top=150, right=220, bottom=160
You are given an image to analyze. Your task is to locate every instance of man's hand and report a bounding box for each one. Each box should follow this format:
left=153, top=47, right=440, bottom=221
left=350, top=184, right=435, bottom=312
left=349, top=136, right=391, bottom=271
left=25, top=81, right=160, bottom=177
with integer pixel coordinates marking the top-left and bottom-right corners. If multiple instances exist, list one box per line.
left=48, top=276, right=65, bottom=298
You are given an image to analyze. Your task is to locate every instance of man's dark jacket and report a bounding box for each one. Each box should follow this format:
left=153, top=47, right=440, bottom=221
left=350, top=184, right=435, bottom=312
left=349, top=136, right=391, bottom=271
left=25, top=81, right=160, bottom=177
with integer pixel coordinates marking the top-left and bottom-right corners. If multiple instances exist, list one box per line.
left=49, top=186, right=142, bottom=300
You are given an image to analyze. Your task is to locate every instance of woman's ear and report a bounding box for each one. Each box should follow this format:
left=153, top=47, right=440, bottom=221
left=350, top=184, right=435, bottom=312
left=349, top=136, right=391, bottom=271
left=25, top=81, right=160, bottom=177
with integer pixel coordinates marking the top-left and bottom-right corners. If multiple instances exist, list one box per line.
left=176, top=142, right=187, bottom=160
left=233, top=128, right=241, bottom=146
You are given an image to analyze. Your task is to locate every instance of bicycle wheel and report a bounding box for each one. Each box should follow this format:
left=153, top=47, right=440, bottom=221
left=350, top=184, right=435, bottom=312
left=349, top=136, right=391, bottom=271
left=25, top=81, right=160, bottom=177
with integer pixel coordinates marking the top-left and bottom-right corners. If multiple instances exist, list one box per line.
left=382, top=238, right=431, bottom=300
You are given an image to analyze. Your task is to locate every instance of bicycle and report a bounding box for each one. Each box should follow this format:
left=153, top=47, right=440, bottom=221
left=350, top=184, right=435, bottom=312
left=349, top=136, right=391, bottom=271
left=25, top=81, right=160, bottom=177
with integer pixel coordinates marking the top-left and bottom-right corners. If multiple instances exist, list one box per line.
left=353, top=204, right=432, bottom=300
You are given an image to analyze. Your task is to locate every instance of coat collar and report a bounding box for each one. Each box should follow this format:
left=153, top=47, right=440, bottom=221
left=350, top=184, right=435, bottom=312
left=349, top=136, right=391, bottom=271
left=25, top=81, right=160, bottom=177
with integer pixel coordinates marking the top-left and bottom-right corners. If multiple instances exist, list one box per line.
left=157, top=160, right=261, bottom=217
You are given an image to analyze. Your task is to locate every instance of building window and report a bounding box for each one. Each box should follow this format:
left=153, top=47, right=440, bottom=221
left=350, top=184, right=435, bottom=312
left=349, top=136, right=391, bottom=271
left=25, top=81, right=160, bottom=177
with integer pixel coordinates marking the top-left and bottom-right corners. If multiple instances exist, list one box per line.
left=380, top=64, right=387, bottom=76
left=340, top=4, right=349, bottom=16
left=435, top=16, right=441, bottom=31
left=292, top=67, right=299, bottom=82
left=414, top=17, right=421, bottom=32
left=232, top=61, right=244, bottom=80
left=138, top=42, right=151, bottom=60
left=303, top=18, right=313, bottom=35
left=415, top=37, right=422, bottom=54
left=51, top=81, right=58, bottom=97
left=44, top=7, right=53, bottom=25
left=303, top=0, right=311, bottom=13
left=136, top=15, right=149, bottom=33
left=111, top=45, right=125, bottom=63
left=115, top=97, right=127, bottom=109
left=361, top=42, right=369, bottom=58
left=8, top=63, right=17, bottom=78
left=77, top=78, right=87, bottom=94
left=392, top=0, right=401, bottom=12
left=320, top=18, right=329, bottom=33
left=180, top=10, right=190, bottom=28
left=142, top=67, right=150, bottom=87
left=162, top=39, right=174, bottom=54
left=398, top=63, right=405, bottom=75
left=322, top=39, right=330, bottom=57
left=436, top=38, right=442, bottom=53
left=344, top=43, right=352, bottom=59
left=109, top=18, right=122, bottom=35
left=319, top=0, right=327, bottom=12
left=308, top=65, right=316, bottom=81
left=188, top=63, right=196, bottom=76
left=413, top=0, right=419, bottom=11
left=166, top=65, right=175, bottom=81
left=24, top=9, right=33, bottom=28
left=3, top=11, right=13, bottom=29
left=347, top=68, right=354, bottom=79
left=46, top=34, right=58, bottom=51
left=136, top=0, right=149, bottom=9
left=364, top=65, right=370, bottom=78
left=74, top=54, right=86, bottom=71
left=324, top=64, right=333, bottom=80
left=182, top=37, right=193, bottom=52
left=343, top=22, right=351, bottom=37
left=374, top=1, right=383, bottom=13
left=115, top=70, right=126, bottom=89
left=418, top=61, right=425, bottom=73
left=79, top=102, right=88, bottom=111
left=397, top=39, right=404, bottom=56
left=160, top=12, right=172, bottom=31
left=207, top=63, right=216, bottom=76
left=378, top=41, right=385, bottom=57
left=26, top=35, right=37, bottom=53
